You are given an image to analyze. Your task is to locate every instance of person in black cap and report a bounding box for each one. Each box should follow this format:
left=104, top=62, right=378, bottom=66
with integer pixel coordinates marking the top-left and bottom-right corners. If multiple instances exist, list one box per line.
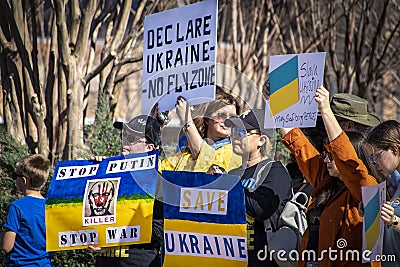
left=113, top=115, right=161, bottom=155
left=90, top=115, right=163, bottom=267
left=225, top=109, right=292, bottom=267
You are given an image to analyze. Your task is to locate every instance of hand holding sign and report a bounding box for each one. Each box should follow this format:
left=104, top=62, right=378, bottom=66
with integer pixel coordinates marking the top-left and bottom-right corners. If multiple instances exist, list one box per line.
left=265, top=52, right=326, bottom=128
left=46, top=151, right=159, bottom=251
left=175, top=97, right=193, bottom=125
left=314, top=86, right=330, bottom=113
left=142, top=0, right=218, bottom=113
left=380, top=201, right=396, bottom=226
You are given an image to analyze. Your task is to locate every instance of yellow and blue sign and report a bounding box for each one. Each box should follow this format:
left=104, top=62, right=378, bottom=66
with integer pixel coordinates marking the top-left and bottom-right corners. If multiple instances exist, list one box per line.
left=265, top=52, right=326, bottom=128
left=162, top=171, right=247, bottom=267
left=362, top=182, right=385, bottom=263
left=46, top=151, right=159, bottom=251
left=269, top=55, right=299, bottom=116
left=364, top=190, right=381, bottom=250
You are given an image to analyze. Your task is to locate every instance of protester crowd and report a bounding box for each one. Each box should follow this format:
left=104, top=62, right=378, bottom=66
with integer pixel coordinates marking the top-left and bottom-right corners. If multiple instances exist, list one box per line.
left=1, top=84, right=400, bottom=267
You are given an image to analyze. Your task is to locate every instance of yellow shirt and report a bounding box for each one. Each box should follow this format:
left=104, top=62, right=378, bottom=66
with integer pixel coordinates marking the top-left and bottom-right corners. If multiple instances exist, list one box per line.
left=160, top=141, right=241, bottom=172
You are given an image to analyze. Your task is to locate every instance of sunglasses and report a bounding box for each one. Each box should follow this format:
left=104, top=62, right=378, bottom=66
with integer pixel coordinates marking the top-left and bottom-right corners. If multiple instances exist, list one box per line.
left=320, top=151, right=333, bottom=162
left=157, top=111, right=169, bottom=125
left=231, top=127, right=247, bottom=138
left=211, top=112, right=236, bottom=121
left=370, top=150, right=385, bottom=165
left=231, top=127, right=260, bottom=139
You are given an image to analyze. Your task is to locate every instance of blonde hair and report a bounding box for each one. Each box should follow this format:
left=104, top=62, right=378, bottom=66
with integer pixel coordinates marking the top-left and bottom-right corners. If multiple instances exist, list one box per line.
left=16, top=154, right=50, bottom=190
left=194, top=86, right=242, bottom=138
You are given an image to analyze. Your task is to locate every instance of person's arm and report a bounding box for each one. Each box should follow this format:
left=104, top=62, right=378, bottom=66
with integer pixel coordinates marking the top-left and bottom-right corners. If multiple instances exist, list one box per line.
left=88, top=245, right=110, bottom=253
left=1, top=229, right=16, bottom=253
left=175, top=97, right=203, bottom=159
left=245, top=187, right=279, bottom=220
left=316, top=87, right=378, bottom=201
left=151, top=199, right=164, bottom=244
left=326, top=132, right=378, bottom=202
left=314, top=86, right=342, bottom=142
left=2, top=203, right=20, bottom=254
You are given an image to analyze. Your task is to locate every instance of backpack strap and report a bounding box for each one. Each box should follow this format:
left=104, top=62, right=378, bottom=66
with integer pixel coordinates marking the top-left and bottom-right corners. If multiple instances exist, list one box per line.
left=264, top=217, right=274, bottom=233
left=258, top=160, right=291, bottom=233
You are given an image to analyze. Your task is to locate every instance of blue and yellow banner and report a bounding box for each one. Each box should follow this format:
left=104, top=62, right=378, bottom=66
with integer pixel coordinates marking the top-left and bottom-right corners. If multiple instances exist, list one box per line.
left=162, top=171, right=247, bottom=267
left=265, top=52, right=326, bottom=129
left=269, top=55, right=299, bottom=116
left=46, top=150, right=159, bottom=251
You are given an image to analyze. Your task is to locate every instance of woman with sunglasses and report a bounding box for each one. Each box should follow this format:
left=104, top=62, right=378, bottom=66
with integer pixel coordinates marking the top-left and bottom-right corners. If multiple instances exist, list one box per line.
left=160, top=86, right=242, bottom=172
left=280, top=86, right=382, bottom=267
left=365, top=120, right=400, bottom=266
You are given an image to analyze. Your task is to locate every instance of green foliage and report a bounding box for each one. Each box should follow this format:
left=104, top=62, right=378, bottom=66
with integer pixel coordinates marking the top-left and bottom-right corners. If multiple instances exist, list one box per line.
left=51, top=249, right=96, bottom=267
left=159, top=143, right=178, bottom=161
left=271, top=129, right=291, bottom=165
left=0, top=126, right=29, bottom=264
left=0, top=126, right=29, bottom=174
left=46, top=196, right=84, bottom=205
left=118, top=194, right=154, bottom=201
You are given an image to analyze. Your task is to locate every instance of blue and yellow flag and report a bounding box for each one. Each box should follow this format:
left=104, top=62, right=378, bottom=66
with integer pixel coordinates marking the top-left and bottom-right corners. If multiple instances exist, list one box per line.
left=364, top=191, right=381, bottom=250
left=162, top=171, right=247, bottom=267
left=46, top=151, right=159, bottom=251
left=269, top=55, right=299, bottom=115
left=362, top=182, right=385, bottom=262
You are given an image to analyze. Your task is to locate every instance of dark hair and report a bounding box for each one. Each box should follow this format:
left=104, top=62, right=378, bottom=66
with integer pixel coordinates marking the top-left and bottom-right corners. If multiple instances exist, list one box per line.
left=365, top=120, right=400, bottom=197
left=302, top=116, right=327, bottom=153
left=366, top=120, right=400, bottom=150
left=351, top=133, right=392, bottom=198
left=310, top=131, right=379, bottom=208
left=15, top=154, right=50, bottom=190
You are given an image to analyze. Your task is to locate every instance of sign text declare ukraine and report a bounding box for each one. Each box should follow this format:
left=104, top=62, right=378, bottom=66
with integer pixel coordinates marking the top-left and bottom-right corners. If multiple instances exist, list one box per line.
left=142, top=0, right=218, bottom=113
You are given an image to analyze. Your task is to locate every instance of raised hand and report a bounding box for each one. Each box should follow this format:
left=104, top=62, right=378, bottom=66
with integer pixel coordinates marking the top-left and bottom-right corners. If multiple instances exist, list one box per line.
left=175, top=96, right=193, bottom=125
left=90, top=156, right=106, bottom=162
left=314, top=86, right=330, bottom=113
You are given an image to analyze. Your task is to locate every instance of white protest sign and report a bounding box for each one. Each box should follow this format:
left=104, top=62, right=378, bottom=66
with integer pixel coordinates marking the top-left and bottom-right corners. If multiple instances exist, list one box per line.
left=264, top=52, right=326, bottom=128
left=142, top=0, right=218, bottom=113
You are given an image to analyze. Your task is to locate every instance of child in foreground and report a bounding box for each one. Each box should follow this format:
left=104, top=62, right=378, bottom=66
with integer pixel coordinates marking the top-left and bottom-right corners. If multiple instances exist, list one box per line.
left=1, top=154, right=52, bottom=267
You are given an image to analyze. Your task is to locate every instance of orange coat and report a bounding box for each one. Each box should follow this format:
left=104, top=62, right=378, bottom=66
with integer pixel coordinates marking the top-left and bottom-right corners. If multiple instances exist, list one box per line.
left=282, top=129, right=380, bottom=267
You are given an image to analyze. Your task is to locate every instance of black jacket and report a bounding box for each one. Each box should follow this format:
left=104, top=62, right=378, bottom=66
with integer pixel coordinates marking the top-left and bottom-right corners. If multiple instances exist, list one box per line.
left=229, top=159, right=292, bottom=267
